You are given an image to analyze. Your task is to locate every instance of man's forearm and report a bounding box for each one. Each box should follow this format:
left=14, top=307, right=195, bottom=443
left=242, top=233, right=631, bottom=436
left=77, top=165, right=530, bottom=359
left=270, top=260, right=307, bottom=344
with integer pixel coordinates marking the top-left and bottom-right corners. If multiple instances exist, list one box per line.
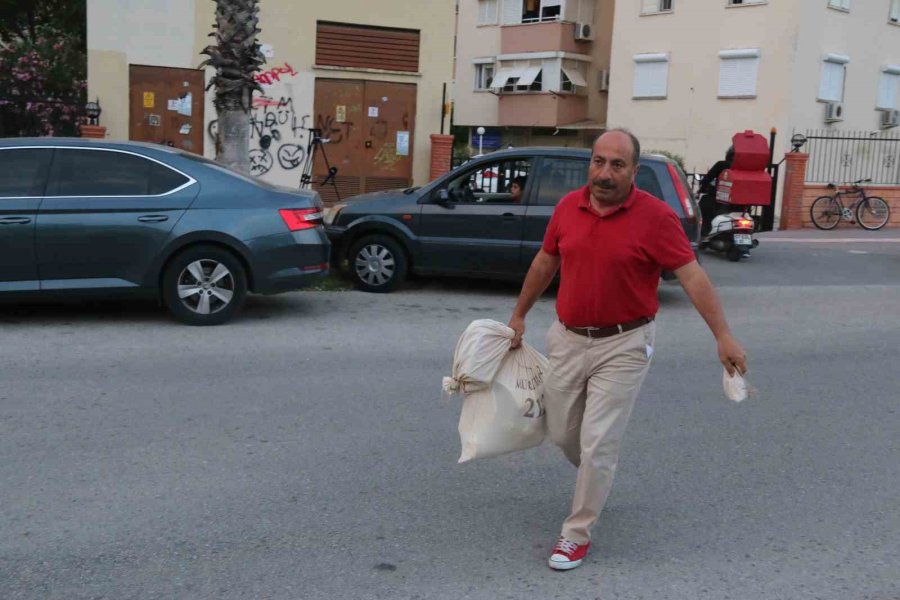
left=512, top=252, right=559, bottom=319
left=675, top=262, right=731, bottom=339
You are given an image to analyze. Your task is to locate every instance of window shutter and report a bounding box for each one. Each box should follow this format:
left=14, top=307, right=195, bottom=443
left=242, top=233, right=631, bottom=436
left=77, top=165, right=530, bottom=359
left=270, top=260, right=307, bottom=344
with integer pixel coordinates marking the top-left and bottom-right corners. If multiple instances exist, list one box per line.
left=641, top=0, right=660, bottom=13
left=890, top=0, right=900, bottom=22
left=718, top=49, right=760, bottom=97
left=818, top=60, right=846, bottom=102
left=478, top=0, right=499, bottom=25
left=829, top=0, right=851, bottom=9
left=877, top=69, right=900, bottom=109
left=542, top=58, right=561, bottom=91
left=316, top=22, right=420, bottom=72
left=502, top=0, right=523, bottom=24
left=633, top=54, right=669, bottom=98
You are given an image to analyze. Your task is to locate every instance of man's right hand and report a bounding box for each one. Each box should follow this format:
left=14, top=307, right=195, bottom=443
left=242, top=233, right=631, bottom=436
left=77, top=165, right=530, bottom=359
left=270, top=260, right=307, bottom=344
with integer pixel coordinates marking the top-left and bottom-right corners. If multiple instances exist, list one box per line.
left=508, top=315, right=525, bottom=349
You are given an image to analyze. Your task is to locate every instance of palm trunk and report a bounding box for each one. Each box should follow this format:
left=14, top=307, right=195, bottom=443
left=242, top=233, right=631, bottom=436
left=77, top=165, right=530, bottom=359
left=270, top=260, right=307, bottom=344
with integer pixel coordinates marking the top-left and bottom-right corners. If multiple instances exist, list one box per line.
left=201, top=0, right=264, bottom=176
left=215, top=92, right=252, bottom=173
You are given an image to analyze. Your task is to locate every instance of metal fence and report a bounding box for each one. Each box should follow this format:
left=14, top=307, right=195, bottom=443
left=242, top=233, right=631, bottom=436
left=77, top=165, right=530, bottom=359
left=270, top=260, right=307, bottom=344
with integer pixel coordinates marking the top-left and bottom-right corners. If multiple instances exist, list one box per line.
left=803, top=129, right=900, bottom=185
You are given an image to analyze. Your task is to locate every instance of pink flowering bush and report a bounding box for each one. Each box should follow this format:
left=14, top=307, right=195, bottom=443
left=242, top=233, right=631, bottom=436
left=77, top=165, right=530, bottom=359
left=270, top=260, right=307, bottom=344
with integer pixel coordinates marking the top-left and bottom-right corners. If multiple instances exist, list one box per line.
left=0, top=25, right=86, bottom=137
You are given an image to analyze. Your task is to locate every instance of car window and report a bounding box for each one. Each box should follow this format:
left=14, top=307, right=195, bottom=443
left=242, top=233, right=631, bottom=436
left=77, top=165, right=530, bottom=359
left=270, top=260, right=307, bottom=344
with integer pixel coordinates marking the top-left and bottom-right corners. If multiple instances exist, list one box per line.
left=47, top=149, right=190, bottom=197
left=444, top=158, right=532, bottom=204
left=635, top=164, right=664, bottom=200
left=533, top=158, right=588, bottom=206
left=0, top=148, right=53, bottom=197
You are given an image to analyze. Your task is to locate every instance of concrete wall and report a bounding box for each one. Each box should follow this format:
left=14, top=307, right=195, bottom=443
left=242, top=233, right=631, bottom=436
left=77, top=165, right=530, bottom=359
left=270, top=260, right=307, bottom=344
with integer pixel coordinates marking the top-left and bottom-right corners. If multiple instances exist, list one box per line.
left=89, top=0, right=455, bottom=188
left=790, top=2, right=900, bottom=134
left=87, top=0, right=198, bottom=140
left=606, top=1, right=800, bottom=175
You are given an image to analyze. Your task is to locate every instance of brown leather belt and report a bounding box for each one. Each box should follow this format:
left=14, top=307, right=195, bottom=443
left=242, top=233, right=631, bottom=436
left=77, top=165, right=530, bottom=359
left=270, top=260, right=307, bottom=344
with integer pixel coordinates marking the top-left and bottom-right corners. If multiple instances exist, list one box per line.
left=563, top=316, right=654, bottom=339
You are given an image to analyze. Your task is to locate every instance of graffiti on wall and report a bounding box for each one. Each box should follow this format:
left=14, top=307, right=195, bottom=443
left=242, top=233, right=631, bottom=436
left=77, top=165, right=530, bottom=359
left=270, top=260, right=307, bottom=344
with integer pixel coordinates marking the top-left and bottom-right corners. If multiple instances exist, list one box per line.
left=207, top=68, right=316, bottom=179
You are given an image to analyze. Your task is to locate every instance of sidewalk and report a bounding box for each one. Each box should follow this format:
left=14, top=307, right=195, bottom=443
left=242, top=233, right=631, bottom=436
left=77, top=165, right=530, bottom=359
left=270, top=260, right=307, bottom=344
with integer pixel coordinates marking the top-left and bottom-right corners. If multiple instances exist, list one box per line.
left=758, top=228, right=900, bottom=242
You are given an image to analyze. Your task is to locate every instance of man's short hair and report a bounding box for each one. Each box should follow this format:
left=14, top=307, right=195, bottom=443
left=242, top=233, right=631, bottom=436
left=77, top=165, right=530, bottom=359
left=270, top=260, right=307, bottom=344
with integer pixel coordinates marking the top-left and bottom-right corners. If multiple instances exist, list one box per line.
left=595, top=128, right=641, bottom=166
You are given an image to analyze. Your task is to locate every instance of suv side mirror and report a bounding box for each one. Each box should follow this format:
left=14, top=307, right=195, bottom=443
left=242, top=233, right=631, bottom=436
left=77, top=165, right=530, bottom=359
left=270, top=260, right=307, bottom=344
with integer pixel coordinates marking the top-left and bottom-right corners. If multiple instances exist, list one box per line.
left=435, top=188, right=453, bottom=208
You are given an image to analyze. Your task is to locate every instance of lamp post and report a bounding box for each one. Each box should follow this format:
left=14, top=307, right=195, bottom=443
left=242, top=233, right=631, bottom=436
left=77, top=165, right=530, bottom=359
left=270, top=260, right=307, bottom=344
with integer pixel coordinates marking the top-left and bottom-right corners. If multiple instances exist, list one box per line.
left=476, top=126, right=485, bottom=156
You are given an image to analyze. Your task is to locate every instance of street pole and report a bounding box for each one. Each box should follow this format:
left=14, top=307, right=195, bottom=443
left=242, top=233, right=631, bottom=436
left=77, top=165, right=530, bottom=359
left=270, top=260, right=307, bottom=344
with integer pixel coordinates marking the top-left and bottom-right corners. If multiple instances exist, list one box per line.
left=477, top=126, right=485, bottom=156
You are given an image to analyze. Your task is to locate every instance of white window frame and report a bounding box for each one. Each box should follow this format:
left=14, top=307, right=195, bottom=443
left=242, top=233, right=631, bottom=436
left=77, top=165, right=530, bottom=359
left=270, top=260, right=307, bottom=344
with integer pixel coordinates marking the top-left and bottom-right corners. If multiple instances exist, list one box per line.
left=726, top=0, right=767, bottom=6
left=877, top=65, right=900, bottom=110
left=640, top=0, right=673, bottom=14
left=890, top=0, right=900, bottom=23
left=633, top=53, right=669, bottom=99
left=818, top=53, right=849, bottom=102
left=478, top=0, right=499, bottom=25
left=718, top=49, right=761, bottom=98
left=474, top=61, right=496, bottom=91
left=828, top=0, right=851, bottom=11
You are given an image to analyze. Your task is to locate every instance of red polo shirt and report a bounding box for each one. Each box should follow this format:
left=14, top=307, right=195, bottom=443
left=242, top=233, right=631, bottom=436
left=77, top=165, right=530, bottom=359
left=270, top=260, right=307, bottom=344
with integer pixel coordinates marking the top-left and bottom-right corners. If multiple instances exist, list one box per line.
left=542, top=184, right=696, bottom=328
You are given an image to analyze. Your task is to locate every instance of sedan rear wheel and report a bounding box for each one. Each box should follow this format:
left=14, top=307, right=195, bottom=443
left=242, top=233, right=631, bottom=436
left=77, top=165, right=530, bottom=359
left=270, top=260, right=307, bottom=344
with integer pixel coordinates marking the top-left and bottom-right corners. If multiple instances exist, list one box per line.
left=162, top=245, right=247, bottom=325
left=348, top=235, right=408, bottom=293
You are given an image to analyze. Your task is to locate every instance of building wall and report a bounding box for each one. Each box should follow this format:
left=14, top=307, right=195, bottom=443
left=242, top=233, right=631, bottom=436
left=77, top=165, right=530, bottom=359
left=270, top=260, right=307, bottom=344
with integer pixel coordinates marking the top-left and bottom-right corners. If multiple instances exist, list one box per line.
left=88, top=0, right=455, bottom=188
left=606, top=1, right=800, bottom=175
left=87, top=0, right=197, bottom=140
left=453, top=0, right=501, bottom=128
left=790, top=1, right=900, bottom=135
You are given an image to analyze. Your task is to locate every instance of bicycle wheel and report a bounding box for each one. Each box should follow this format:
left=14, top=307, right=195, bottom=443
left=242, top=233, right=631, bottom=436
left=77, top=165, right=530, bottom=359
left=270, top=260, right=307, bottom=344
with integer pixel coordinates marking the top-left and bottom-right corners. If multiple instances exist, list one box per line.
left=855, top=196, right=890, bottom=230
left=810, top=196, right=842, bottom=230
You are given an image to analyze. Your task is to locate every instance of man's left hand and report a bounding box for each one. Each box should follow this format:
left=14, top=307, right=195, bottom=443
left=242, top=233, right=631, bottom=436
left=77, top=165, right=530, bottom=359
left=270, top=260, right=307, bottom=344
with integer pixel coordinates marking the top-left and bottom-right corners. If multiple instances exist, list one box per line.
left=717, top=334, right=747, bottom=376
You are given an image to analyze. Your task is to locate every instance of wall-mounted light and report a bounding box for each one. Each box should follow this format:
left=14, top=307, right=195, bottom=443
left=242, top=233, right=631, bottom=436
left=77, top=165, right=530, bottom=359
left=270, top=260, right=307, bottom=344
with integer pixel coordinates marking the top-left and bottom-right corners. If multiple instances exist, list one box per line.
left=85, top=98, right=102, bottom=125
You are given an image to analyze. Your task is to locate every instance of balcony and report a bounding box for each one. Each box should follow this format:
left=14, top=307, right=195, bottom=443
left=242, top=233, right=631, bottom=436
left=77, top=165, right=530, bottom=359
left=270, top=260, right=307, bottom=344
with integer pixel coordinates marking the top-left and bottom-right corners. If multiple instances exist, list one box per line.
left=498, top=93, right=588, bottom=127
left=501, top=21, right=592, bottom=55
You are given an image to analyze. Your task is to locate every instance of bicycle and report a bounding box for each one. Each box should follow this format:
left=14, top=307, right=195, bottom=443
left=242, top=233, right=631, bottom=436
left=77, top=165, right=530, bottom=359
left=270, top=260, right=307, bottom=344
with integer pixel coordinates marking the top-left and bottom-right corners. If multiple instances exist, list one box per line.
left=809, top=178, right=891, bottom=231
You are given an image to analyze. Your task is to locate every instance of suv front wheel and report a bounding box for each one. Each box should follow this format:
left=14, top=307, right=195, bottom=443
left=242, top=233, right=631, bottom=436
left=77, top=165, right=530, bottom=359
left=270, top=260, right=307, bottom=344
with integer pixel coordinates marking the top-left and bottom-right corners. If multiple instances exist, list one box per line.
left=348, top=234, right=408, bottom=293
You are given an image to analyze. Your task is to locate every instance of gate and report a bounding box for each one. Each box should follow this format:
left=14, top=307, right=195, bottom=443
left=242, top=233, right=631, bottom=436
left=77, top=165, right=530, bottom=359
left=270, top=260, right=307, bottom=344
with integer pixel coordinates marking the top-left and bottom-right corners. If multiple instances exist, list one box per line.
left=801, top=129, right=900, bottom=185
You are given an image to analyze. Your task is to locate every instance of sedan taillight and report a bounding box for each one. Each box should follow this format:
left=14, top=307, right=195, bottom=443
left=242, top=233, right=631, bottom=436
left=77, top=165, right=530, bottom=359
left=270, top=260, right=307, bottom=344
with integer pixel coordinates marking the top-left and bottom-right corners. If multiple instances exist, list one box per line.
left=279, top=208, right=324, bottom=231
left=666, top=163, right=696, bottom=224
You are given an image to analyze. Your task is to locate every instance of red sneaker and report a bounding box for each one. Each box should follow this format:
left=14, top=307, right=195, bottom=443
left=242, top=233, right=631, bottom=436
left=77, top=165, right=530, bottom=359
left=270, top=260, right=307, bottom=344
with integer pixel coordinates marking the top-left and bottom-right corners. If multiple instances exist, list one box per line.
left=548, top=537, right=591, bottom=570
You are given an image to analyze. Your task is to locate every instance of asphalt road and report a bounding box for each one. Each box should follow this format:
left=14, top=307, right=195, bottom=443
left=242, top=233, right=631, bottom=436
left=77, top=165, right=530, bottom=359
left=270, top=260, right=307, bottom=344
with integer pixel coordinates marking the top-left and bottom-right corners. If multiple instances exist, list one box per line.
left=2, top=235, right=899, bottom=600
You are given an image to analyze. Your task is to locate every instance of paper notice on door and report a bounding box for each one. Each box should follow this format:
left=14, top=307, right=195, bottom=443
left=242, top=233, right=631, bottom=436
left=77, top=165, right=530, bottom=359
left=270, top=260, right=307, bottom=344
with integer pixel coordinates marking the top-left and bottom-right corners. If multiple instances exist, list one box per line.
left=179, top=124, right=192, bottom=135
left=143, top=92, right=155, bottom=108
left=368, top=106, right=379, bottom=118
left=176, top=93, right=192, bottom=117
left=396, top=131, right=410, bottom=156
left=336, top=105, right=346, bottom=122
left=167, top=99, right=178, bottom=111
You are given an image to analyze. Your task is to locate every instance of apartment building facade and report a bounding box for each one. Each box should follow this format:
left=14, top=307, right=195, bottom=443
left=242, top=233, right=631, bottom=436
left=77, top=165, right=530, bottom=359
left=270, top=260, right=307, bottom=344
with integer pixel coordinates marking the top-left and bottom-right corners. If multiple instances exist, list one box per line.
left=87, top=0, right=455, bottom=201
left=453, top=0, right=614, bottom=152
left=608, top=0, right=900, bottom=184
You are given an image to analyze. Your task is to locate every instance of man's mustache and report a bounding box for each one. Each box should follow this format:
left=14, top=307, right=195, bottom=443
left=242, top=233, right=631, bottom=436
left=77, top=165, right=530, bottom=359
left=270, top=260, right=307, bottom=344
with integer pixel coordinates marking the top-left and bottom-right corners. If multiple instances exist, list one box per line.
left=592, top=179, right=616, bottom=189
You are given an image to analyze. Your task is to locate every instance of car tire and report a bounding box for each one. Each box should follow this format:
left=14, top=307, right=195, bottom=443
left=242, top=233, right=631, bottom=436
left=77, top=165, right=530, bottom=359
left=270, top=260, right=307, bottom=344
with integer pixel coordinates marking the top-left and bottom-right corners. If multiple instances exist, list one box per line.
left=348, top=234, right=408, bottom=293
left=162, top=245, right=248, bottom=325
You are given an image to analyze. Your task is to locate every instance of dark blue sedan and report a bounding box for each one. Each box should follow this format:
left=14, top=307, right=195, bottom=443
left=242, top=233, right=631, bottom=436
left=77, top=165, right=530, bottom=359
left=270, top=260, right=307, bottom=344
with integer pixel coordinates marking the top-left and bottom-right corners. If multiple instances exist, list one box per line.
left=0, top=139, right=330, bottom=325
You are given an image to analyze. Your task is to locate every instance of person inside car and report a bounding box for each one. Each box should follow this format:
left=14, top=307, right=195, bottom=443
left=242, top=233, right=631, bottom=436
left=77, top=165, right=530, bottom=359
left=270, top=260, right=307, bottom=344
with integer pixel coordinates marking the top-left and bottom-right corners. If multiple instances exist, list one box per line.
left=509, top=176, right=527, bottom=203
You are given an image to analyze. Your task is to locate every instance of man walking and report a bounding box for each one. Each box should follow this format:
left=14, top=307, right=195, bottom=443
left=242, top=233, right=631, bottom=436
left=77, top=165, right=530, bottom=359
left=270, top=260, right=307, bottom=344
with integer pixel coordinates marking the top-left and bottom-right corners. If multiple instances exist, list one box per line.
left=508, top=129, right=747, bottom=571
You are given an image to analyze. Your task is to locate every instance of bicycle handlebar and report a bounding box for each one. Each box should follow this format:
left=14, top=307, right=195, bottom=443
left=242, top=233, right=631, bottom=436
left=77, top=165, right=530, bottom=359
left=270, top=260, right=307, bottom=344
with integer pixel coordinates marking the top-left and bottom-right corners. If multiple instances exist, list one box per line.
left=826, top=178, right=872, bottom=188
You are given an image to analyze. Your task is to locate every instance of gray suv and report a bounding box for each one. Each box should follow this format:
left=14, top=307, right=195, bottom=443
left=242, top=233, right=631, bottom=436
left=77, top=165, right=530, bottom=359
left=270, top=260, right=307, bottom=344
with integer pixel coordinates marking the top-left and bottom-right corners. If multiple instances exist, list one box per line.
left=325, top=147, right=700, bottom=292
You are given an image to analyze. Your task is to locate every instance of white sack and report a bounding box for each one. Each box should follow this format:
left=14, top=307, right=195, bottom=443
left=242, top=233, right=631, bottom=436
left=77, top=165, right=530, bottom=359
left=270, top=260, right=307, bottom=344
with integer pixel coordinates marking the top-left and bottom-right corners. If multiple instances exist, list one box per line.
left=443, top=320, right=549, bottom=463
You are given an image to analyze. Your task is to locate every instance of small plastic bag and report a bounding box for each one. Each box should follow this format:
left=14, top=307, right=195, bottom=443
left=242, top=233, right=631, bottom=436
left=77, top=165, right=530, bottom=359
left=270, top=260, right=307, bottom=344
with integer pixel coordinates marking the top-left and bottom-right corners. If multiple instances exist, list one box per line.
left=723, top=368, right=749, bottom=403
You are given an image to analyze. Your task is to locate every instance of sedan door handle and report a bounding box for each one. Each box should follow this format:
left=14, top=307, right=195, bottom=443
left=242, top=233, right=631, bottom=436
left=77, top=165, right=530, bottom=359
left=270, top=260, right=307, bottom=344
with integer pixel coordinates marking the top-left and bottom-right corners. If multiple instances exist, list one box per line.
left=501, top=213, right=517, bottom=219
left=0, top=217, right=31, bottom=225
left=138, top=215, right=169, bottom=223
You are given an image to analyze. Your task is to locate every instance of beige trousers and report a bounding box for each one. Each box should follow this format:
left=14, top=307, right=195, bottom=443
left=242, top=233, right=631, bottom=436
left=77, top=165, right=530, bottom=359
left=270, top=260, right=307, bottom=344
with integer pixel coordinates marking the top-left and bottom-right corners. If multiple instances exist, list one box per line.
left=544, top=319, right=655, bottom=544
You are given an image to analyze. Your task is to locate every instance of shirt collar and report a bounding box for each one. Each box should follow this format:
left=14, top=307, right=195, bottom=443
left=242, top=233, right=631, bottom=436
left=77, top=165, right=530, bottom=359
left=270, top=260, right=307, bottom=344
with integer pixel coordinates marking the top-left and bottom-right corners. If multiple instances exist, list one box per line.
left=577, top=184, right=639, bottom=217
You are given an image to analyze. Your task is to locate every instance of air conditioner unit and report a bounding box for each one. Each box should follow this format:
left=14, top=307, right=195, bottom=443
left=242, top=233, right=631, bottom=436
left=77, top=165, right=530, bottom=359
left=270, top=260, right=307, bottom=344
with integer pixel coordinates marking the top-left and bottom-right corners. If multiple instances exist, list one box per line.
left=574, top=22, right=593, bottom=41
left=824, top=101, right=844, bottom=123
left=598, top=69, right=610, bottom=92
left=881, top=109, right=900, bottom=129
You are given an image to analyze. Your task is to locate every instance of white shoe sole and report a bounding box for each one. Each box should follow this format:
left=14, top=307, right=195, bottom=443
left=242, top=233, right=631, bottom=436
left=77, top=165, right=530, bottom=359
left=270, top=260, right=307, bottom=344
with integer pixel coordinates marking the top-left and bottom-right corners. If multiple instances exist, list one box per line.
left=548, top=558, right=583, bottom=570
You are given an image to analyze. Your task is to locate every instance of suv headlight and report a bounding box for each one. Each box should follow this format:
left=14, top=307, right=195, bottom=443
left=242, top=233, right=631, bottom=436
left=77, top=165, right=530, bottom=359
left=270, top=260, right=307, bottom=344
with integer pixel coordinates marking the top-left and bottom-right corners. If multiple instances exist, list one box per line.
left=323, top=203, right=346, bottom=225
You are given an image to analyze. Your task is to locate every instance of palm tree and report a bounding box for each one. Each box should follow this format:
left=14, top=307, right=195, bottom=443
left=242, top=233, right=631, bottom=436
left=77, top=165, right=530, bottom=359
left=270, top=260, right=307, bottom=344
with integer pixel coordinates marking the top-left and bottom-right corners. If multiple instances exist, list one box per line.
left=200, top=0, right=265, bottom=174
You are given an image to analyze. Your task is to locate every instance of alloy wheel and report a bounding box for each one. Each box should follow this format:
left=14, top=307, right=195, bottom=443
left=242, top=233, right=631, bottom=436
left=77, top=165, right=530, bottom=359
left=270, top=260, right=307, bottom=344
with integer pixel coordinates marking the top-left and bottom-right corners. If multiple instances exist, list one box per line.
left=176, top=259, right=235, bottom=315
